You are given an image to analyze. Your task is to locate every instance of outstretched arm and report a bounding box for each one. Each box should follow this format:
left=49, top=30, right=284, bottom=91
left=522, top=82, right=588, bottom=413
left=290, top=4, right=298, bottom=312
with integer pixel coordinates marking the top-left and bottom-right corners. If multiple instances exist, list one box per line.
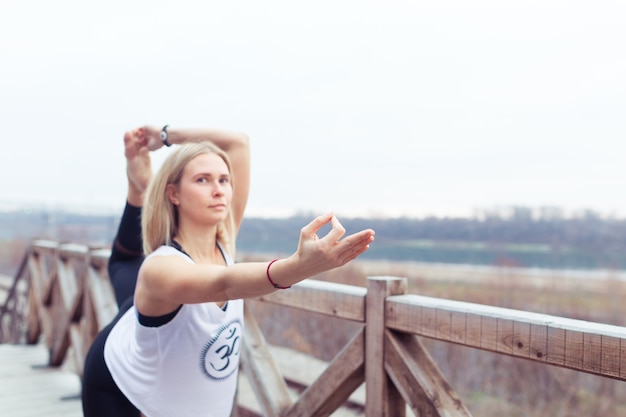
left=139, top=126, right=251, bottom=233
left=135, top=213, right=375, bottom=316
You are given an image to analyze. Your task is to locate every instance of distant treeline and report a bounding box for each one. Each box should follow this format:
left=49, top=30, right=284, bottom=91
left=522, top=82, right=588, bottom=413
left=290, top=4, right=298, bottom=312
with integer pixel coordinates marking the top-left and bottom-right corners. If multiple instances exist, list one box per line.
left=237, top=210, right=626, bottom=270
left=2, top=207, right=626, bottom=270
left=239, top=211, right=626, bottom=250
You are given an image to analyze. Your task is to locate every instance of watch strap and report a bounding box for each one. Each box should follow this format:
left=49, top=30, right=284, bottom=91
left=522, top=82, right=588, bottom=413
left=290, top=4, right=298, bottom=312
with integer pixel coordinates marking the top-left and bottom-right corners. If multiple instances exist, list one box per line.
left=160, top=124, right=171, bottom=147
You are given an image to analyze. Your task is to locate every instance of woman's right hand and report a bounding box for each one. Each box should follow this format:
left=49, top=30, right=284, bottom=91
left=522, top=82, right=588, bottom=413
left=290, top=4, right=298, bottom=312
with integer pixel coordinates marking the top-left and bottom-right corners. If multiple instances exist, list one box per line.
left=293, top=213, right=375, bottom=277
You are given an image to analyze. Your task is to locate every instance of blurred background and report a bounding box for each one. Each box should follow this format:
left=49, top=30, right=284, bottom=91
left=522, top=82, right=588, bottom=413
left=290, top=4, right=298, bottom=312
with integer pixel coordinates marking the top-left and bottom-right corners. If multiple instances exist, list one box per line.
left=2, top=1, right=626, bottom=415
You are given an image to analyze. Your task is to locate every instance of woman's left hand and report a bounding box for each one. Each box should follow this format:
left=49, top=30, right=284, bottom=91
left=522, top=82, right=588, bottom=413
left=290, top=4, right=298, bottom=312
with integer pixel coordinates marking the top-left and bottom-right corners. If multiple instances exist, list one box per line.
left=139, top=126, right=164, bottom=151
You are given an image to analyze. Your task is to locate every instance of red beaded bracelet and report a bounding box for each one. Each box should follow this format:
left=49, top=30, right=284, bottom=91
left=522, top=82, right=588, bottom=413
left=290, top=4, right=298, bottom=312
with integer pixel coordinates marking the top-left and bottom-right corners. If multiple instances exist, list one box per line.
left=266, top=259, right=291, bottom=289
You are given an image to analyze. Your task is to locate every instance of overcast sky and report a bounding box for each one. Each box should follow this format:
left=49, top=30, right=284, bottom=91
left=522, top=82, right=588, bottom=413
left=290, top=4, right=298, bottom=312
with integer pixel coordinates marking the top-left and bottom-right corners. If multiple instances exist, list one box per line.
left=1, top=0, right=625, bottom=219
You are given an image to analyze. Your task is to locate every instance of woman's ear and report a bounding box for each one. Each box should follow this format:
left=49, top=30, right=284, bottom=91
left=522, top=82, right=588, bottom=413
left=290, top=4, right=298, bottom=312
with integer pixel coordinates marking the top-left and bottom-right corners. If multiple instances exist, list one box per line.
left=166, top=184, right=180, bottom=206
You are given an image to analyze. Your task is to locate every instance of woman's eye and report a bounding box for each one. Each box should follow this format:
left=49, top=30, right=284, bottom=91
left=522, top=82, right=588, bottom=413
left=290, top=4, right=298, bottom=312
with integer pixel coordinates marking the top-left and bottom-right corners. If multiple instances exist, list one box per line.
left=219, top=178, right=230, bottom=184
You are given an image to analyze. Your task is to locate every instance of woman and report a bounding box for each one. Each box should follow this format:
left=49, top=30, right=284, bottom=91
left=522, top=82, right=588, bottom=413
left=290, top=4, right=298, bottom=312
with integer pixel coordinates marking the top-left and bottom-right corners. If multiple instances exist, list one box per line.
left=83, top=125, right=254, bottom=416
left=82, top=125, right=375, bottom=417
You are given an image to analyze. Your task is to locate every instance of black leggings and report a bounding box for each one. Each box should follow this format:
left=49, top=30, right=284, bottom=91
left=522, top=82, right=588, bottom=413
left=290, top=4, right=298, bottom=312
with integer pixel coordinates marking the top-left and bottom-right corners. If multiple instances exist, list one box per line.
left=81, top=202, right=143, bottom=416
left=81, top=298, right=139, bottom=416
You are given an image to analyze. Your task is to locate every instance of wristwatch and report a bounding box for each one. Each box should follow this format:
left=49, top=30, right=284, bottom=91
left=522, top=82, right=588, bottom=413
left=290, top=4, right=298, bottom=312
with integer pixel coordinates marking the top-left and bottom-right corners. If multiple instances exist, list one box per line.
left=160, top=125, right=171, bottom=147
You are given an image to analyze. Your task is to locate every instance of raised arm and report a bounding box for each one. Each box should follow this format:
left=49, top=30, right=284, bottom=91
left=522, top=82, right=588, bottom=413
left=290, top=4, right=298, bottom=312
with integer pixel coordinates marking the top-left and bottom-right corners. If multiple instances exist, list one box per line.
left=139, top=125, right=251, bottom=233
left=123, top=129, right=152, bottom=207
left=135, top=213, right=375, bottom=315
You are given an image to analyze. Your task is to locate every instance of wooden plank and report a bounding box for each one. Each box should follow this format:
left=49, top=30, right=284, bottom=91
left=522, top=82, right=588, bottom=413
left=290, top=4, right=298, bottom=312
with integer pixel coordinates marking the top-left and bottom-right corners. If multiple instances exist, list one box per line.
left=385, top=295, right=626, bottom=380
left=0, top=247, right=29, bottom=324
left=385, top=330, right=473, bottom=417
left=421, top=307, right=438, bottom=339
left=284, top=328, right=365, bottom=417
left=58, top=243, right=89, bottom=261
left=601, top=336, right=621, bottom=379
left=26, top=285, right=41, bottom=344
left=481, top=316, right=498, bottom=352
left=50, top=258, right=80, bottom=367
left=31, top=239, right=59, bottom=257
left=365, top=277, right=406, bottom=417
left=386, top=295, right=418, bottom=335
left=41, top=254, right=58, bottom=307
left=268, top=345, right=365, bottom=409
left=450, top=310, right=466, bottom=344
left=529, top=323, right=547, bottom=361
left=86, top=268, right=117, bottom=331
left=236, top=344, right=365, bottom=417
left=57, top=259, right=78, bottom=311
left=621, top=339, right=626, bottom=380
left=0, top=343, right=82, bottom=417
left=564, top=330, right=584, bottom=370
left=546, top=326, right=566, bottom=366
left=0, top=254, right=29, bottom=344
left=465, top=312, right=482, bottom=349
left=89, top=248, right=111, bottom=269
left=496, top=318, right=514, bottom=355
left=256, top=279, right=366, bottom=322
left=240, top=305, right=292, bottom=417
left=27, top=254, right=54, bottom=347
left=436, top=309, right=452, bottom=342
left=512, top=320, right=531, bottom=358
left=583, top=332, right=603, bottom=374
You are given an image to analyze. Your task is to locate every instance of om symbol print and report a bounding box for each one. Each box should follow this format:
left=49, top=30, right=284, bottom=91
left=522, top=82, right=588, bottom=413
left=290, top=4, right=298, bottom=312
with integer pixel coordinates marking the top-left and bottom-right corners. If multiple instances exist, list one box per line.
left=200, top=320, right=243, bottom=380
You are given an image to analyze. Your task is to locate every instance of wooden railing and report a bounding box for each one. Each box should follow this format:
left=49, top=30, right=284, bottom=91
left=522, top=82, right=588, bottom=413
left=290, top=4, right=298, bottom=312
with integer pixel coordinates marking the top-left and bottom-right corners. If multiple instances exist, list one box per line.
left=2, top=239, right=626, bottom=416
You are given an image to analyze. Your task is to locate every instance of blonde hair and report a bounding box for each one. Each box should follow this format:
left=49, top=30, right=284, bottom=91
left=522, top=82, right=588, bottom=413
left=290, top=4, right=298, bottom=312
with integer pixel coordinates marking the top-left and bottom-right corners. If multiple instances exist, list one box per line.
left=141, top=142, right=236, bottom=257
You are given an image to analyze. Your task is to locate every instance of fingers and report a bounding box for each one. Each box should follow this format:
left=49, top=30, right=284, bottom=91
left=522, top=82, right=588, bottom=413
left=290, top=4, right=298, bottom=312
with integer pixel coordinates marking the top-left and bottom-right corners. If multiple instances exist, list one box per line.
left=124, top=129, right=144, bottom=145
left=310, top=215, right=347, bottom=245
left=300, top=214, right=374, bottom=268
left=130, top=126, right=161, bottom=151
left=326, top=215, right=346, bottom=242
left=333, top=229, right=375, bottom=264
left=300, top=213, right=333, bottom=239
left=124, top=130, right=139, bottom=158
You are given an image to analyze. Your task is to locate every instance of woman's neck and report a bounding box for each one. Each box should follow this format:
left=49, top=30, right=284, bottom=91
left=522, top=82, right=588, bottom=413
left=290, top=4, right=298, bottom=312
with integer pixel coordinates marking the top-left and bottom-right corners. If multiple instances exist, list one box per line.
left=174, top=226, right=221, bottom=264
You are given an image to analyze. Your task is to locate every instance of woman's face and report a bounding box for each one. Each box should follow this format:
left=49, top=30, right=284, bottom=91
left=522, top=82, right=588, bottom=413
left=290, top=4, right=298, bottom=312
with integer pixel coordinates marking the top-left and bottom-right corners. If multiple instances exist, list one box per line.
left=169, top=152, right=233, bottom=226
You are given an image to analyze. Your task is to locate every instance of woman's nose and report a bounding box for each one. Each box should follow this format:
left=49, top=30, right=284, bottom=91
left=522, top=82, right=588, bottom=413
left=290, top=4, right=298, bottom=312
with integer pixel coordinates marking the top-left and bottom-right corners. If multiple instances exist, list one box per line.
left=212, top=182, right=225, bottom=196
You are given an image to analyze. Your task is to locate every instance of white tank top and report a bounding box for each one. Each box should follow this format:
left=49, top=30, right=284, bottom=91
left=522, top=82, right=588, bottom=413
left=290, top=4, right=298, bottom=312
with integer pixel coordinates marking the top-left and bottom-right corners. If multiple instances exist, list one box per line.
left=104, top=245, right=244, bottom=417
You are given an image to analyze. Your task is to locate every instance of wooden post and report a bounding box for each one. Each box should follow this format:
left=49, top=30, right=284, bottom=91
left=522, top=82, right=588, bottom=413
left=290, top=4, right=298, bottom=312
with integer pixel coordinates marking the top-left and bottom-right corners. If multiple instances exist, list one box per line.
left=240, top=305, right=292, bottom=417
left=366, top=276, right=407, bottom=417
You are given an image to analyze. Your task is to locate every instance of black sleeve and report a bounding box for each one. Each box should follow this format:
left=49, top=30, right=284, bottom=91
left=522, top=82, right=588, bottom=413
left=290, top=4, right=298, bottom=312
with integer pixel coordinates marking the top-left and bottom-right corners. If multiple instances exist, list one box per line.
left=111, top=202, right=143, bottom=258
left=107, top=202, right=144, bottom=308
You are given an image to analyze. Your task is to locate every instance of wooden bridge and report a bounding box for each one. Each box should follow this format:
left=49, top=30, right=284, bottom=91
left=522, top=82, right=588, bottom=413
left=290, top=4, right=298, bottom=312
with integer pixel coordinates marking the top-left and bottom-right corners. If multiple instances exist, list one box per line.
left=2, top=240, right=626, bottom=416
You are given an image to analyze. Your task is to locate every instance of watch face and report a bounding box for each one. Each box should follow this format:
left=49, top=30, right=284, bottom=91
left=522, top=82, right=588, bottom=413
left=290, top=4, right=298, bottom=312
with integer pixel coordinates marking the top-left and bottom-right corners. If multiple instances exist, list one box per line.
left=160, top=131, right=167, bottom=140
